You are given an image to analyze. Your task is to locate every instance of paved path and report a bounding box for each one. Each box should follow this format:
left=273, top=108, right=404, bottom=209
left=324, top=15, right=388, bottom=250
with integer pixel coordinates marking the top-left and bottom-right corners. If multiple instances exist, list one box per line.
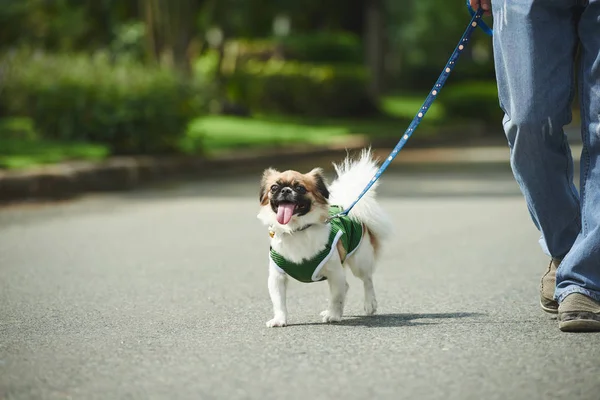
left=1, top=156, right=599, bottom=400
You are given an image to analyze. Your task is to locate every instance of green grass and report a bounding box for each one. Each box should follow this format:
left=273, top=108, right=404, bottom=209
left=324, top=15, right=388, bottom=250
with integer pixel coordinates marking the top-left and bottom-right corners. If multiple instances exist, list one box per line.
left=380, top=94, right=445, bottom=121
left=0, top=94, right=456, bottom=169
left=182, top=115, right=352, bottom=155
left=182, top=99, right=445, bottom=156
left=0, top=118, right=109, bottom=169
left=0, top=138, right=109, bottom=169
left=182, top=93, right=448, bottom=155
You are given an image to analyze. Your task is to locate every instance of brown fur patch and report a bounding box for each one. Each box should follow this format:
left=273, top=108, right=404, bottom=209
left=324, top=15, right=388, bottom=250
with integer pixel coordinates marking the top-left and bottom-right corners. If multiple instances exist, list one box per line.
left=367, top=227, right=381, bottom=257
left=307, top=168, right=330, bottom=202
left=259, top=168, right=330, bottom=206
left=336, top=239, right=347, bottom=262
left=259, top=168, right=278, bottom=205
left=336, top=225, right=380, bottom=263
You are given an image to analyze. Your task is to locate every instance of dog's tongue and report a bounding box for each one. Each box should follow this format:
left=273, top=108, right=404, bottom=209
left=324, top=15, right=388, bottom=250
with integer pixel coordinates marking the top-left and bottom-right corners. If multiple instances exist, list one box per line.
left=276, top=203, right=295, bottom=225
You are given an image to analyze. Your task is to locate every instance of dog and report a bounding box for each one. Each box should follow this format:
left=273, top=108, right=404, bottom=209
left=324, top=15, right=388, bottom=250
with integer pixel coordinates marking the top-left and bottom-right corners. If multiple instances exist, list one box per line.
left=257, top=149, right=393, bottom=327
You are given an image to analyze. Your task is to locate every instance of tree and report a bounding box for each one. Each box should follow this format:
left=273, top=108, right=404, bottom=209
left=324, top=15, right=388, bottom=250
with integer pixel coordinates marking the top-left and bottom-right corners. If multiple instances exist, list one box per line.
left=365, top=0, right=385, bottom=99
left=140, top=0, right=202, bottom=75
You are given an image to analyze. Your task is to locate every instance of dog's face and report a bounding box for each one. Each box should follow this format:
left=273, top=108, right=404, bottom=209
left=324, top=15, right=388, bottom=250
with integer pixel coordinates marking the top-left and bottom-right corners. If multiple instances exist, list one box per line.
left=258, top=168, right=330, bottom=228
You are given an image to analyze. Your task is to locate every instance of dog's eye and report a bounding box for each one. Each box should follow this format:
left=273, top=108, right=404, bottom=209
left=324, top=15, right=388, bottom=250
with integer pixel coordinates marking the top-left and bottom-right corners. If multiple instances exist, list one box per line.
left=295, top=185, right=306, bottom=194
left=270, top=184, right=279, bottom=192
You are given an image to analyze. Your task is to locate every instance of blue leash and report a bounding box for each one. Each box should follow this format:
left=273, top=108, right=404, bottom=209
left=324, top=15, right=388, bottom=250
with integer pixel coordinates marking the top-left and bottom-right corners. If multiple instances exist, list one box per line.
left=327, top=5, right=492, bottom=222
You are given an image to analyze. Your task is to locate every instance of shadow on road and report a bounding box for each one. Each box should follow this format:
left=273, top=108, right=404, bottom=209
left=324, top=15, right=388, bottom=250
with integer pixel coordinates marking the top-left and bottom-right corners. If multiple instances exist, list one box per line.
left=288, top=312, right=484, bottom=328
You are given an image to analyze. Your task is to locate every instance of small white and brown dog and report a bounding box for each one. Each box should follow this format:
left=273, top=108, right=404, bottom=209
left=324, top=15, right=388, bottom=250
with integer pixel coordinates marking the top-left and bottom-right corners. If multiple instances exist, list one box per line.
left=257, top=149, right=393, bottom=327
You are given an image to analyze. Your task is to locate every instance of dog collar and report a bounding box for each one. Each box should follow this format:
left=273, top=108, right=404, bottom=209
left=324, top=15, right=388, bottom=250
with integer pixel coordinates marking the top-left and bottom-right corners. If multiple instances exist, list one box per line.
left=269, top=223, right=316, bottom=238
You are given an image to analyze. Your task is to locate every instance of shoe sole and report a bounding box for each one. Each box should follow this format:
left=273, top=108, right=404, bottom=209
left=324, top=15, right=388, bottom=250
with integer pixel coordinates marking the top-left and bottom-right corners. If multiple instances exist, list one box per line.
left=559, top=318, right=600, bottom=332
left=540, top=300, right=558, bottom=314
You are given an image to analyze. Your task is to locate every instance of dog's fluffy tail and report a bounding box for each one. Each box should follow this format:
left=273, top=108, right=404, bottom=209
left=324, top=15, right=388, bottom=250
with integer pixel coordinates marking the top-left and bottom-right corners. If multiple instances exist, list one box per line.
left=328, top=148, right=393, bottom=242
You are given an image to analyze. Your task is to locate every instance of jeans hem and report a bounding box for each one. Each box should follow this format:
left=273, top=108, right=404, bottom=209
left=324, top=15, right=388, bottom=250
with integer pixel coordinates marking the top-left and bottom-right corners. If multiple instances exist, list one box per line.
left=556, top=286, right=600, bottom=303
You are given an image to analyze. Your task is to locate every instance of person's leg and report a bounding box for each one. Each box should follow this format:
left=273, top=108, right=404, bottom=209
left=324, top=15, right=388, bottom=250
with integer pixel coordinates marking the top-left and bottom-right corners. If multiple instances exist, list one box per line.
left=492, top=0, right=582, bottom=314
left=556, top=0, right=600, bottom=332
left=492, top=0, right=581, bottom=263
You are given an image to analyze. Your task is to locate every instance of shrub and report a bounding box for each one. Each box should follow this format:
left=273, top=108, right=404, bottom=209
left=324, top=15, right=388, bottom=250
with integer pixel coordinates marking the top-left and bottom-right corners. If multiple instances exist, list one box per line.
left=228, top=31, right=363, bottom=65
left=277, top=32, right=363, bottom=64
left=437, top=81, right=503, bottom=125
left=226, top=60, right=375, bottom=117
left=1, top=51, right=204, bottom=154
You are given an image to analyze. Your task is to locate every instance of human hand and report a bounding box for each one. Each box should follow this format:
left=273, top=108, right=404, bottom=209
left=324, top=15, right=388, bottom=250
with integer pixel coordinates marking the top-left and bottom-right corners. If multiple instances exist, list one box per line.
left=469, top=0, right=491, bottom=16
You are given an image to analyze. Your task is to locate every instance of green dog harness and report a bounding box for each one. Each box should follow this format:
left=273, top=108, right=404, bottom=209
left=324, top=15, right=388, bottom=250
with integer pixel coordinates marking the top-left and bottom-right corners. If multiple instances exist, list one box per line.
left=269, top=206, right=364, bottom=283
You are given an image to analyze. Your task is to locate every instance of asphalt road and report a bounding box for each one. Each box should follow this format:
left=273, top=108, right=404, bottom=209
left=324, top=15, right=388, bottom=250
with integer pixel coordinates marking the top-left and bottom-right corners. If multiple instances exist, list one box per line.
left=1, top=155, right=599, bottom=400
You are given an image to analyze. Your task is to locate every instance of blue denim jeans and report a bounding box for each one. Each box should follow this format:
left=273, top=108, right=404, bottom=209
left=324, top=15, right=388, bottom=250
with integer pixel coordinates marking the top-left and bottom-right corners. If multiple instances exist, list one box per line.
left=492, top=0, right=600, bottom=303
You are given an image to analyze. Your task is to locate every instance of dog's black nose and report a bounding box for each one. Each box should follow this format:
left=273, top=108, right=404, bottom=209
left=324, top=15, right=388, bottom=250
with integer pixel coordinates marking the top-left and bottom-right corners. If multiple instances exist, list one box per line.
left=280, top=187, right=293, bottom=195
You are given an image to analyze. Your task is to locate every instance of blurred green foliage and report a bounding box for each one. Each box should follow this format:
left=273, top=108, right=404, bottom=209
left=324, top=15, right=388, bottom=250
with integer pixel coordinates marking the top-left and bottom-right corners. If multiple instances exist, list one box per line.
left=209, top=31, right=370, bottom=117
left=438, top=81, right=502, bottom=125
left=183, top=115, right=350, bottom=155
left=380, top=94, right=445, bottom=122
left=227, top=60, right=373, bottom=117
left=0, top=118, right=109, bottom=169
left=2, top=51, right=205, bottom=154
left=0, top=0, right=503, bottom=167
left=0, top=0, right=136, bottom=53
left=277, top=32, right=363, bottom=64
left=386, top=0, right=496, bottom=89
left=0, top=137, right=109, bottom=169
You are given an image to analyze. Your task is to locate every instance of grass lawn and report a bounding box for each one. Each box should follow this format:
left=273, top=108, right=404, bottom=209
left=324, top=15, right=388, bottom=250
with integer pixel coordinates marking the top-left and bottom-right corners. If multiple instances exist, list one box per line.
left=0, top=118, right=109, bottom=170
left=183, top=94, right=447, bottom=155
left=0, top=138, right=109, bottom=169
left=0, top=94, right=453, bottom=169
left=380, top=94, right=445, bottom=122
left=183, top=115, right=351, bottom=154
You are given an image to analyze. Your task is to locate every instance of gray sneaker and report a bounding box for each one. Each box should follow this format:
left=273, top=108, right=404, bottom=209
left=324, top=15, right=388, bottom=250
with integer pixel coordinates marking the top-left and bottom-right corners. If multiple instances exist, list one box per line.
left=558, top=293, right=600, bottom=332
left=540, top=258, right=560, bottom=314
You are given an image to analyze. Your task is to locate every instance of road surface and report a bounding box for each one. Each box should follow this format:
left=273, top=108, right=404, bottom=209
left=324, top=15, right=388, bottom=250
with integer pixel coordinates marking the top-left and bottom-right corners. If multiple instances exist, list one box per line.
left=1, top=155, right=599, bottom=400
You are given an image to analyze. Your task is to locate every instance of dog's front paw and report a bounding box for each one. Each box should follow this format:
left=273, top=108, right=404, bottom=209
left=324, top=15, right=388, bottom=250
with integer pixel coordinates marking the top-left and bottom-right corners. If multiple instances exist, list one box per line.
left=320, top=310, right=342, bottom=323
left=266, top=315, right=287, bottom=328
left=364, top=298, right=378, bottom=315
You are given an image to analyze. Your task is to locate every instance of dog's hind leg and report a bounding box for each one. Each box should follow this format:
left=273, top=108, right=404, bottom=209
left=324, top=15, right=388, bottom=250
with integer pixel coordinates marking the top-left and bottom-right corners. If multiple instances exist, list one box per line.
left=347, top=232, right=378, bottom=316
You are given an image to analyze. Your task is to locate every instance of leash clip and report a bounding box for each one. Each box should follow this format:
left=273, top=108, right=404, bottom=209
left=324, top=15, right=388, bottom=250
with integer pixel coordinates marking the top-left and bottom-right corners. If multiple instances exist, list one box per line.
left=324, top=212, right=345, bottom=223
left=466, top=0, right=493, bottom=36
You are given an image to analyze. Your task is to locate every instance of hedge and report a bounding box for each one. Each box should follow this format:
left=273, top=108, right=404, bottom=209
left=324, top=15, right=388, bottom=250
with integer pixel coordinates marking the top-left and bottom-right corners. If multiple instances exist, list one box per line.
left=277, top=32, right=363, bottom=64
left=437, top=81, right=503, bottom=125
left=1, top=51, right=203, bottom=154
left=229, top=32, right=363, bottom=65
left=226, top=60, right=374, bottom=117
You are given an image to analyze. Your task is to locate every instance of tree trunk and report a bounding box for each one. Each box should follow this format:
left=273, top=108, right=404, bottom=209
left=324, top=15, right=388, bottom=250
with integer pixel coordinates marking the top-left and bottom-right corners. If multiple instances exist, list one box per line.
left=140, top=0, right=199, bottom=75
left=364, top=0, right=385, bottom=100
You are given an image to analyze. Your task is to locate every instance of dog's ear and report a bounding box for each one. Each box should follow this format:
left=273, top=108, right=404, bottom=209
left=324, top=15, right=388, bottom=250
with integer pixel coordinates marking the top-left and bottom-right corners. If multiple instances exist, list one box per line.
left=260, top=168, right=278, bottom=205
left=308, top=167, right=330, bottom=201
